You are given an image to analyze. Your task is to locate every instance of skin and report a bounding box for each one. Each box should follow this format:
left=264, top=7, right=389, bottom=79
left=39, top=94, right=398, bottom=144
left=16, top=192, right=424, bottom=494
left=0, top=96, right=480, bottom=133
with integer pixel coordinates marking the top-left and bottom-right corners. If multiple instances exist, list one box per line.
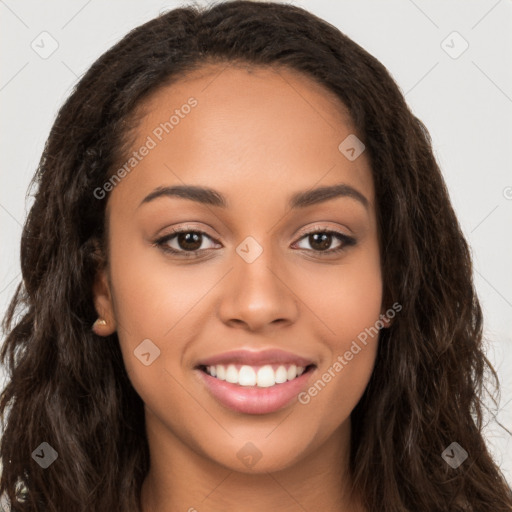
left=92, top=63, right=388, bottom=512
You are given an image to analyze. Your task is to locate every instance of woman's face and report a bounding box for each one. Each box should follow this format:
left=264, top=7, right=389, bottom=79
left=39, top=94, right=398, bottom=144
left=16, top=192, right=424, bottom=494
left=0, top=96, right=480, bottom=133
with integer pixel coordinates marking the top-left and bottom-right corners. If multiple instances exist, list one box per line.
left=94, top=64, right=384, bottom=474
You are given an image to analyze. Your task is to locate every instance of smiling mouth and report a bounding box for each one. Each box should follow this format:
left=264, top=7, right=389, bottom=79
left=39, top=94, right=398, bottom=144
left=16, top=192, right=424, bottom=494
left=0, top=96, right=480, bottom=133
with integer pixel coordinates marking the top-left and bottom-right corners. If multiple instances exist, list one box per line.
left=196, top=363, right=316, bottom=388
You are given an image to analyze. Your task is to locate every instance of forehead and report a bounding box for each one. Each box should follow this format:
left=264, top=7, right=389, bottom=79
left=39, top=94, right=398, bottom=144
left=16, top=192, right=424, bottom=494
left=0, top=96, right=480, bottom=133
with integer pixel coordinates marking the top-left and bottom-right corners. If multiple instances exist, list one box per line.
left=141, top=62, right=352, bottom=126
left=107, top=63, right=374, bottom=216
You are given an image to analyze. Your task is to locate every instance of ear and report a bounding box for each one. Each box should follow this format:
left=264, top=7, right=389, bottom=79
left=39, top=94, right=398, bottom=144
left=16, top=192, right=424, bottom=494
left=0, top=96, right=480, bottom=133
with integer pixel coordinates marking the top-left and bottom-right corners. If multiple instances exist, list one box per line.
left=91, top=266, right=117, bottom=337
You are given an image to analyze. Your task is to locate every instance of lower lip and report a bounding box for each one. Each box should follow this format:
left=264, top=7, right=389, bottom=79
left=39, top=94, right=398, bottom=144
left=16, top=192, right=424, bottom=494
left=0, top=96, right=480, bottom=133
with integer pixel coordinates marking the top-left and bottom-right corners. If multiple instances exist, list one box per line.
left=195, top=366, right=316, bottom=415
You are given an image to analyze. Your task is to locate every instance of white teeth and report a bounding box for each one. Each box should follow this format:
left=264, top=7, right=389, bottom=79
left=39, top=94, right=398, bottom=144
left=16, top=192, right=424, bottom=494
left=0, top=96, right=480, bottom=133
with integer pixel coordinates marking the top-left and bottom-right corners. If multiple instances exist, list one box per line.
left=275, top=365, right=288, bottom=384
left=216, top=365, right=226, bottom=380
left=238, top=365, right=256, bottom=386
left=204, top=363, right=308, bottom=387
left=257, top=365, right=275, bottom=387
left=225, top=365, right=239, bottom=384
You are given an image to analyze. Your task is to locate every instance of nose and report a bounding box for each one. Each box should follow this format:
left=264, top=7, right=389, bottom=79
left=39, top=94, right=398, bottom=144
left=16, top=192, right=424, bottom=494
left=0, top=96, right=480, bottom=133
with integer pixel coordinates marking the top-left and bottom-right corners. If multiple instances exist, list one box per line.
left=217, top=244, right=299, bottom=332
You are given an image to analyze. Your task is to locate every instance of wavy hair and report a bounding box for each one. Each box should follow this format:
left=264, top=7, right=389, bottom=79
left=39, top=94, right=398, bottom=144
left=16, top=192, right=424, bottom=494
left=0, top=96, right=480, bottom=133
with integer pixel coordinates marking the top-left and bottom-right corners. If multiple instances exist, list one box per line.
left=1, top=1, right=511, bottom=511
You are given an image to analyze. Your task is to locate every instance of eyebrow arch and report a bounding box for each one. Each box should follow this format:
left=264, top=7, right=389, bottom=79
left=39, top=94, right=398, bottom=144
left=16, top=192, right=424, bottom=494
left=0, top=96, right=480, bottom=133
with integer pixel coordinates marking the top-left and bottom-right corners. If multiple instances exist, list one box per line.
left=289, top=183, right=369, bottom=209
left=139, top=183, right=369, bottom=210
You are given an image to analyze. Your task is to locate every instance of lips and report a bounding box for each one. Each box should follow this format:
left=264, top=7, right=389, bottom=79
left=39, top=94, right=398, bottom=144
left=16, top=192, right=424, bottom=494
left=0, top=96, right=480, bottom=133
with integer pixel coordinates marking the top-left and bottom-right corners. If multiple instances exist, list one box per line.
left=195, top=363, right=317, bottom=414
left=195, top=348, right=315, bottom=368
left=193, top=348, right=317, bottom=414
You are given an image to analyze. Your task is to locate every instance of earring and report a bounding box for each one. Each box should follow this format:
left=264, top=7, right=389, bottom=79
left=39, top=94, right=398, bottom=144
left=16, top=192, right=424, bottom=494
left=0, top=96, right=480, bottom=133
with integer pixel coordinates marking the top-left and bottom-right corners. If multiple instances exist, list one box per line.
left=92, top=318, right=107, bottom=329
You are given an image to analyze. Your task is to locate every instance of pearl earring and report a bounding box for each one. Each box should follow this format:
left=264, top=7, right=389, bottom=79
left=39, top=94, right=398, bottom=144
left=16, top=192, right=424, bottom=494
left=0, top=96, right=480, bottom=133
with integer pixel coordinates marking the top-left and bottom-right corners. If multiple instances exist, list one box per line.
left=93, top=318, right=107, bottom=328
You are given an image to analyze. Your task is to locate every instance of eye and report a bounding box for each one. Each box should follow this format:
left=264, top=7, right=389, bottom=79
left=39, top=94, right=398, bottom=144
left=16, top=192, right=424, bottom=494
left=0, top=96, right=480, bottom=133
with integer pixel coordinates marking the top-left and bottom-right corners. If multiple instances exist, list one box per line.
left=293, top=229, right=356, bottom=255
left=154, top=226, right=356, bottom=258
left=154, top=227, right=220, bottom=257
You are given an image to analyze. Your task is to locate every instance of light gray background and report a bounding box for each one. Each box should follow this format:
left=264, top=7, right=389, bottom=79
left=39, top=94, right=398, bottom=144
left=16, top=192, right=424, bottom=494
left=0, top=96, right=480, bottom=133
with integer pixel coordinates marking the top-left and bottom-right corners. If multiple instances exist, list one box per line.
left=1, top=0, right=511, bottom=485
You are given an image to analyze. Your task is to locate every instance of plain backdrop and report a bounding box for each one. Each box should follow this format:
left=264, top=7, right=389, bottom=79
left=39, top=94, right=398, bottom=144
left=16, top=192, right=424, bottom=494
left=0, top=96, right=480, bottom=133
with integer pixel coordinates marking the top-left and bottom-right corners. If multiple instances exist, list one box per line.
left=1, top=0, right=511, bottom=486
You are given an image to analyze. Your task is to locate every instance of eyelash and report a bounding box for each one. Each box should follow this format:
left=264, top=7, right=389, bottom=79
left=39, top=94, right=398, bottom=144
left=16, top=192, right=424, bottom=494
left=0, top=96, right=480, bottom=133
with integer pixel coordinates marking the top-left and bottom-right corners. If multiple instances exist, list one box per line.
left=153, top=226, right=356, bottom=259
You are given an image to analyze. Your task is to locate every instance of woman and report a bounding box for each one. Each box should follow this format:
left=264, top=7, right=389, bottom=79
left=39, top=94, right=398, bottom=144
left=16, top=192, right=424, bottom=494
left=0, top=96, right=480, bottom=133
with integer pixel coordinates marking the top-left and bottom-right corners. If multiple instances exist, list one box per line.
left=1, top=1, right=511, bottom=511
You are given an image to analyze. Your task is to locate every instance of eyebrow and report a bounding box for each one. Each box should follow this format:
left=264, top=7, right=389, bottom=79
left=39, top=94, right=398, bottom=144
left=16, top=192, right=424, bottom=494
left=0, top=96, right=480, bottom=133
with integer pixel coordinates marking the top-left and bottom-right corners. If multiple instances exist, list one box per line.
left=139, top=183, right=369, bottom=210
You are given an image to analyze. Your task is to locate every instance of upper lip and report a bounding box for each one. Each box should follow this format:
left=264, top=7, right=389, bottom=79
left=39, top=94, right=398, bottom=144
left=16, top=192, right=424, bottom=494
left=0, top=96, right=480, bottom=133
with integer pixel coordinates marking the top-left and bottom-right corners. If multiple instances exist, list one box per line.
left=195, top=349, right=316, bottom=368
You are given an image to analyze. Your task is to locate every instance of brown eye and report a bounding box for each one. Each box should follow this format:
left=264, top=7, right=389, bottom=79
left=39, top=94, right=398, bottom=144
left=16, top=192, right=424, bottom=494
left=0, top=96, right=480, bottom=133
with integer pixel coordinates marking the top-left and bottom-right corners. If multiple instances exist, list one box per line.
left=294, top=230, right=356, bottom=255
left=155, top=227, right=356, bottom=259
left=175, top=232, right=203, bottom=251
left=155, top=229, right=219, bottom=256
left=307, top=232, right=334, bottom=251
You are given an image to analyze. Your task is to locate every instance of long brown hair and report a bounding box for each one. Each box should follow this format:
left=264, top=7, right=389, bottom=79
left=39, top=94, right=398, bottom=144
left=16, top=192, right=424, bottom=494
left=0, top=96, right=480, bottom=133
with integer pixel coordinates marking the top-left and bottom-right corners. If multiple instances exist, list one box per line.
left=1, top=2, right=511, bottom=511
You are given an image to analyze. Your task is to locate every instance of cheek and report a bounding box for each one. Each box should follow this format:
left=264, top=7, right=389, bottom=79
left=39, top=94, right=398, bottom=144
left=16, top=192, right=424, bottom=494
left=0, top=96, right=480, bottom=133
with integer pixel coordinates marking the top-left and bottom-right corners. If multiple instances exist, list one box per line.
left=108, top=227, right=206, bottom=336
left=106, top=233, right=185, bottom=384
left=107, top=233, right=226, bottom=403
left=298, top=243, right=383, bottom=343
left=294, top=246, right=382, bottom=415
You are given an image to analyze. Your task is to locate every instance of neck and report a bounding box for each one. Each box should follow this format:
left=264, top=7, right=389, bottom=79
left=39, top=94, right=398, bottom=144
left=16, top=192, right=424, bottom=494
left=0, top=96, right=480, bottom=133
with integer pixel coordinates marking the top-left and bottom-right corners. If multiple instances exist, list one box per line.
left=139, top=409, right=366, bottom=512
